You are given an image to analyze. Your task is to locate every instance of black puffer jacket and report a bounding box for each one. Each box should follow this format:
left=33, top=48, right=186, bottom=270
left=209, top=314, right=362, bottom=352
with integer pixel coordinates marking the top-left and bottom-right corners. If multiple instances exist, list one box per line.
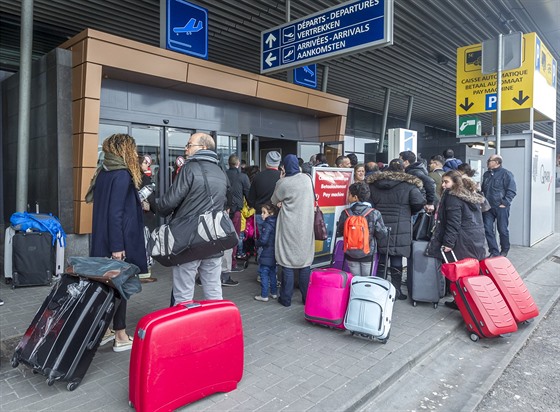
left=405, top=161, right=436, bottom=205
left=366, top=172, right=425, bottom=258
left=158, top=150, right=229, bottom=220
left=426, top=188, right=486, bottom=261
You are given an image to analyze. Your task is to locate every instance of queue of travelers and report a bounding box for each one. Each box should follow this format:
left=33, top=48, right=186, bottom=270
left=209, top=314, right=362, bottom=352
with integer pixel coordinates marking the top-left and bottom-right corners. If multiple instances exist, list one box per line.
left=89, top=133, right=517, bottom=348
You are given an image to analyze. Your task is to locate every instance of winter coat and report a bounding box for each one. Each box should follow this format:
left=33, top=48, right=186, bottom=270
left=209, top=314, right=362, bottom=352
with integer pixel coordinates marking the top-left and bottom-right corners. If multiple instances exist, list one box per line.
left=158, top=150, right=228, bottom=220
left=140, top=173, right=157, bottom=231
left=481, top=166, right=516, bottom=209
left=366, top=171, right=425, bottom=258
left=443, top=157, right=463, bottom=172
left=90, top=169, right=148, bottom=274
left=226, top=167, right=250, bottom=213
left=429, top=169, right=444, bottom=199
left=405, top=161, right=436, bottom=205
left=336, top=202, right=388, bottom=262
left=248, top=168, right=281, bottom=214
left=426, top=188, right=486, bottom=261
left=256, top=215, right=277, bottom=266
left=271, top=173, right=315, bottom=268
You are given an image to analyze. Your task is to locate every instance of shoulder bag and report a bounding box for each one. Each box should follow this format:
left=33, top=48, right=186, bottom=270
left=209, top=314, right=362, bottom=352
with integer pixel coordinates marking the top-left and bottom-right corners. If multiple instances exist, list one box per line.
left=308, top=175, right=328, bottom=240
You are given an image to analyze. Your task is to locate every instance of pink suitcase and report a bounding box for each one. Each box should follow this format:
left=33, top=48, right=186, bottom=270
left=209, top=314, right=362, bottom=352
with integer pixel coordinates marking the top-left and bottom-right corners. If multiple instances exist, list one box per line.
left=129, top=300, right=243, bottom=412
left=480, top=257, right=539, bottom=323
left=304, top=268, right=353, bottom=329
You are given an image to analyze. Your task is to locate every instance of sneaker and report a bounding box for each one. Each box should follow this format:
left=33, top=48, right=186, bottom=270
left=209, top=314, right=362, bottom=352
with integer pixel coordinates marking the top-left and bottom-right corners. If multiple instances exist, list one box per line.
left=270, top=294, right=278, bottom=299
left=222, top=278, right=239, bottom=287
left=444, top=300, right=459, bottom=310
left=230, top=265, right=245, bottom=273
left=396, top=290, right=407, bottom=300
left=500, top=250, right=509, bottom=257
left=100, top=329, right=115, bottom=346
left=236, top=255, right=246, bottom=260
left=257, top=275, right=261, bottom=283
left=113, top=335, right=134, bottom=352
left=0, top=299, right=4, bottom=306
left=243, top=260, right=250, bottom=269
left=254, top=295, right=269, bottom=302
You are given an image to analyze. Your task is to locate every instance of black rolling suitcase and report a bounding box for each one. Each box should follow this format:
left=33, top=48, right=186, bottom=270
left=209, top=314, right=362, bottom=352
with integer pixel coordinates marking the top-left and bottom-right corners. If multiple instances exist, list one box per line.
left=11, top=274, right=116, bottom=391
left=12, top=231, right=55, bottom=288
left=407, top=240, right=445, bottom=308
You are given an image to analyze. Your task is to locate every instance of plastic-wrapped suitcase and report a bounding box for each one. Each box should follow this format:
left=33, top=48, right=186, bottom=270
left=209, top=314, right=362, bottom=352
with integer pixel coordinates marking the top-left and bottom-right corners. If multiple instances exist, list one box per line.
left=450, top=275, right=518, bottom=342
left=304, top=269, right=353, bottom=329
left=480, top=256, right=539, bottom=323
left=11, top=274, right=116, bottom=390
left=129, top=300, right=244, bottom=412
left=407, top=240, right=445, bottom=308
left=12, top=231, right=55, bottom=288
left=344, top=277, right=396, bottom=343
left=331, top=239, right=379, bottom=276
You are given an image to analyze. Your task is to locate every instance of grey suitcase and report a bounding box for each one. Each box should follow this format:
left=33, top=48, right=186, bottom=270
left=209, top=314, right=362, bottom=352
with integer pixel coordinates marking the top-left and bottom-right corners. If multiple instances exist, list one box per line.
left=407, top=240, right=445, bottom=308
left=344, top=276, right=396, bottom=343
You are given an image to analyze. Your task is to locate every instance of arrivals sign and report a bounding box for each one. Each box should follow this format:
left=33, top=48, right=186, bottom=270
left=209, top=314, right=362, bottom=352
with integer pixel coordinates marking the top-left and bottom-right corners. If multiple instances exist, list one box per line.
left=260, top=0, right=393, bottom=74
left=456, top=33, right=557, bottom=121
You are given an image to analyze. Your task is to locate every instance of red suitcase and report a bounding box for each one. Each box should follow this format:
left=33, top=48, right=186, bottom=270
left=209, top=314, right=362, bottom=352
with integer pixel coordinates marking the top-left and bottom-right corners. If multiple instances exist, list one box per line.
left=480, top=257, right=539, bottom=323
left=451, top=275, right=518, bottom=342
left=129, top=300, right=243, bottom=412
left=304, top=269, right=353, bottom=329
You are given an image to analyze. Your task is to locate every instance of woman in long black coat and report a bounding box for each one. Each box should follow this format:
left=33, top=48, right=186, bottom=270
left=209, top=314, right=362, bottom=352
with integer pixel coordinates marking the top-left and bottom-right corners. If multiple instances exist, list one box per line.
left=426, top=170, right=486, bottom=261
left=88, top=133, right=147, bottom=352
left=366, top=159, right=425, bottom=299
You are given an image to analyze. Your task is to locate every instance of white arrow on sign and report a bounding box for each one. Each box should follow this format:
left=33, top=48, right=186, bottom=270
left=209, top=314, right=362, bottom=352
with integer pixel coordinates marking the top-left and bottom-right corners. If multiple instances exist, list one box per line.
left=265, top=33, right=276, bottom=49
left=460, top=119, right=476, bottom=131
left=265, top=53, right=277, bottom=67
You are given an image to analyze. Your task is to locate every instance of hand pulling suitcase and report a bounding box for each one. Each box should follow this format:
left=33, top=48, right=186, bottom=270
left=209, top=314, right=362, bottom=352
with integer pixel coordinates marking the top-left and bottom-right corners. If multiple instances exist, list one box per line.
left=304, top=269, right=353, bottom=329
left=129, top=300, right=244, bottom=412
left=480, top=256, right=539, bottom=323
left=407, top=240, right=445, bottom=308
left=344, top=277, right=396, bottom=343
left=12, top=231, right=55, bottom=288
left=11, top=274, right=116, bottom=390
left=451, top=275, right=518, bottom=342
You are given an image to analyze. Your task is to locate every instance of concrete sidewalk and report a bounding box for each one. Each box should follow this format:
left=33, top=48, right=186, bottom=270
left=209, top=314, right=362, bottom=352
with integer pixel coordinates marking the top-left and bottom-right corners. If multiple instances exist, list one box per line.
left=1, top=229, right=559, bottom=411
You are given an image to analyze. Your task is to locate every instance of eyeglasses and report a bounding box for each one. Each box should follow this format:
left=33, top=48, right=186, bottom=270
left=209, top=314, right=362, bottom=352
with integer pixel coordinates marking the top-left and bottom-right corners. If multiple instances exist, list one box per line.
left=186, top=143, right=204, bottom=149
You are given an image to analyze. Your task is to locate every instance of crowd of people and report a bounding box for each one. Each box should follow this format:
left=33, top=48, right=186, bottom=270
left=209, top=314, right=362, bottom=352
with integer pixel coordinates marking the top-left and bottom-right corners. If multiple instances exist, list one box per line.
left=90, top=133, right=517, bottom=351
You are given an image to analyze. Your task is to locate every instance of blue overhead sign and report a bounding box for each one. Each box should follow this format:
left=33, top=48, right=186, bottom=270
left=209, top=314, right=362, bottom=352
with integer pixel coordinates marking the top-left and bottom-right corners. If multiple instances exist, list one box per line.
left=166, top=0, right=208, bottom=59
left=260, top=0, right=393, bottom=74
left=294, top=65, right=317, bottom=89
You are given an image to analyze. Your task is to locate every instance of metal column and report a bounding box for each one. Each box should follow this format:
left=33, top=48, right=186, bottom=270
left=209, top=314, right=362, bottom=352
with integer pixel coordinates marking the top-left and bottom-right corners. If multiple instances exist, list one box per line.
left=377, top=87, right=391, bottom=153
left=405, top=95, right=414, bottom=129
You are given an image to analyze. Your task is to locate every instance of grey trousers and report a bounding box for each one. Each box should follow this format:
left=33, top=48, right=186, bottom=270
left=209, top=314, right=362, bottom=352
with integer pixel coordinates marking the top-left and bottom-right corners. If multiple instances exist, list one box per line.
left=347, top=260, right=374, bottom=277
left=172, top=256, right=222, bottom=303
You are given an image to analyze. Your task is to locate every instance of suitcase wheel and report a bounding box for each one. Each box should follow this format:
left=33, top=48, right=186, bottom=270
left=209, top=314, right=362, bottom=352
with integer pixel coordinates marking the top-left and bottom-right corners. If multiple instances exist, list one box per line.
left=10, top=356, right=19, bottom=368
left=432, top=303, right=438, bottom=309
left=67, top=380, right=80, bottom=391
left=412, top=301, right=417, bottom=307
left=469, top=333, right=480, bottom=342
left=46, top=378, right=55, bottom=386
left=129, top=401, right=134, bottom=409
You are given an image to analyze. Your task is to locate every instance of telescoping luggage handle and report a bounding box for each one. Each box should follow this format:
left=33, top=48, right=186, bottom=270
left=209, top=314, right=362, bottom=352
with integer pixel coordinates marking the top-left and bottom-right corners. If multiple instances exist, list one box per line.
left=440, top=247, right=457, bottom=264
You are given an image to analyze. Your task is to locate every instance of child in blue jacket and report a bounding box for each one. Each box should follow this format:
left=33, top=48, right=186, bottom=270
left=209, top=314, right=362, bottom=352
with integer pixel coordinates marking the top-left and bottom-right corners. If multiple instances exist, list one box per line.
left=254, top=203, right=279, bottom=302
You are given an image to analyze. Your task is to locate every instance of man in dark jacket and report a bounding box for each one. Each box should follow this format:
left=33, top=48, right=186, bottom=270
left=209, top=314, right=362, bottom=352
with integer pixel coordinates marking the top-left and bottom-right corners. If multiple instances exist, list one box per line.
left=481, top=154, right=517, bottom=257
left=400, top=151, right=436, bottom=213
left=247, top=151, right=281, bottom=236
left=366, top=159, right=425, bottom=299
left=158, top=133, right=229, bottom=303
left=442, top=148, right=463, bottom=171
left=226, top=153, right=250, bottom=272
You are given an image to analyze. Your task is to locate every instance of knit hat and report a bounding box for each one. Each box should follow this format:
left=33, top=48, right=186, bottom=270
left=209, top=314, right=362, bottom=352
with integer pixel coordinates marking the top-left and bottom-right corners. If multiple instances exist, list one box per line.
left=266, top=151, right=281, bottom=167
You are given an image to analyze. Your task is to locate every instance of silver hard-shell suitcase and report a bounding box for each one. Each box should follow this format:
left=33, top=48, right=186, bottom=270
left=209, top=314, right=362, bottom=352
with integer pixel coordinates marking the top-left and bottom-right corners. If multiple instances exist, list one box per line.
left=344, top=276, right=396, bottom=343
left=408, top=240, right=445, bottom=308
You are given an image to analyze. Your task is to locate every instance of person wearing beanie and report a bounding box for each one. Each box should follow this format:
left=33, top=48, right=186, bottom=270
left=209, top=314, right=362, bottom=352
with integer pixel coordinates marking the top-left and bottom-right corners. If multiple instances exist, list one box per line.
left=271, top=154, right=315, bottom=307
left=247, top=151, right=282, bottom=237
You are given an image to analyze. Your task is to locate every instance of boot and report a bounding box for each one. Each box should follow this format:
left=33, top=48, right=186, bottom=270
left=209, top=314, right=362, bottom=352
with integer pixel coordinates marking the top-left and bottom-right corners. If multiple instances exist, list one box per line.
left=389, top=267, right=407, bottom=300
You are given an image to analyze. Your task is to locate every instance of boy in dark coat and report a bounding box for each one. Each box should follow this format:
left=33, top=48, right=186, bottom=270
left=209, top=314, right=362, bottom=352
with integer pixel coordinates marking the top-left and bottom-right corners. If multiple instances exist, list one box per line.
left=254, top=203, right=279, bottom=302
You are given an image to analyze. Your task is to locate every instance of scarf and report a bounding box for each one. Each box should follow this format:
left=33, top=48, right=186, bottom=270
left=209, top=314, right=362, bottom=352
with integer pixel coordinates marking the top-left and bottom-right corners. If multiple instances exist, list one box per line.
left=85, top=153, right=129, bottom=203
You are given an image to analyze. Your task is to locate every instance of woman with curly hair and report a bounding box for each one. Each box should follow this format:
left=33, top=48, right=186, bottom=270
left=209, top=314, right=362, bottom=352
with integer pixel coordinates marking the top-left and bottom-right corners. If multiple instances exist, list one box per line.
left=86, top=133, right=147, bottom=352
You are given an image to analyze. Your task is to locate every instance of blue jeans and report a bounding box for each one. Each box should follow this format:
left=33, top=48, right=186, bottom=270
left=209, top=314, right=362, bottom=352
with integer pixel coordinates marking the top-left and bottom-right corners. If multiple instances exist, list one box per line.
left=279, top=266, right=311, bottom=307
left=483, top=207, right=511, bottom=256
left=259, top=264, right=278, bottom=298
left=237, top=231, right=245, bottom=256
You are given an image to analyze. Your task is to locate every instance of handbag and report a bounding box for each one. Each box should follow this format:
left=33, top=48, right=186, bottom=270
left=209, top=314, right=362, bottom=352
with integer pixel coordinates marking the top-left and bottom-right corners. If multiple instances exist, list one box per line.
left=314, top=205, right=328, bottom=241
left=440, top=249, right=480, bottom=282
left=149, top=162, right=238, bottom=267
left=412, top=212, right=434, bottom=241
left=308, top=175, right=328, bottom=240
